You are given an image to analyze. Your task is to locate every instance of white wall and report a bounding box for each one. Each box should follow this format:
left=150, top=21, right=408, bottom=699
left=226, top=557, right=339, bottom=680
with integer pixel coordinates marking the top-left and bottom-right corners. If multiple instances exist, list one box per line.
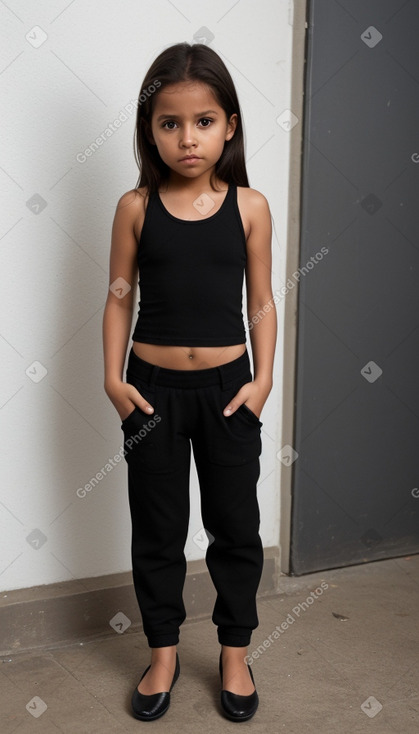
left=0, top=0, right=294, bottom=591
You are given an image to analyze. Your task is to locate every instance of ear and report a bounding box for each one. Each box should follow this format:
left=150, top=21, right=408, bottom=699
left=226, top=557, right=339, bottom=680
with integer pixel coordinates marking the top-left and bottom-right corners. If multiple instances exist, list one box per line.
left=225, top=113, right=238, bottom=142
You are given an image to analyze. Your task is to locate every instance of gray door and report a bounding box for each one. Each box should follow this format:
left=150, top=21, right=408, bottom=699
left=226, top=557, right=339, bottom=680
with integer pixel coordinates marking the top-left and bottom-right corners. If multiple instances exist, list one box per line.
left=290, top=0, right=419, bottom=574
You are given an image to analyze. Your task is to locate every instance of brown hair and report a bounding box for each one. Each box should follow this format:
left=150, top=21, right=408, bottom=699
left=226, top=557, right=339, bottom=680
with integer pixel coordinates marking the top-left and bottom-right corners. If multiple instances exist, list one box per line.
left=133, top=43, right=249, bottom=192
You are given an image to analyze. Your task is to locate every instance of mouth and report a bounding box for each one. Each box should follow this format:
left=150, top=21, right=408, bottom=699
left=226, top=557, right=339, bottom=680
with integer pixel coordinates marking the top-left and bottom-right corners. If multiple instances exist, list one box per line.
left=179, top=155, right=201, bottom=162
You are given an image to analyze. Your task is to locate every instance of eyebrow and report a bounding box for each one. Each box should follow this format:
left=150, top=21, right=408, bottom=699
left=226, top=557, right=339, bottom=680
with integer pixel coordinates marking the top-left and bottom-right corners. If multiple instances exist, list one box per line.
left=156, top=109, right=219, bottom=122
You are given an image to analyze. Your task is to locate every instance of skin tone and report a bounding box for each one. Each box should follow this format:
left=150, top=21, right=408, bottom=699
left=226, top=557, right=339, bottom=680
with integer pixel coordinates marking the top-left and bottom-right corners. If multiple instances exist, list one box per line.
left=102, top=81, right=277, bottom=696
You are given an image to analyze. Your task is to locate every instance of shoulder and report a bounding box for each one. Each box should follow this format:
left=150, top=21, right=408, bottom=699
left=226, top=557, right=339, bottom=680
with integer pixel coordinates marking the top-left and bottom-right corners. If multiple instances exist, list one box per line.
left=237, top=186, right=269, bottom=206
left=114, top=187, right=150, bottom=240
left=115, top=187, right=149, bottom=215
left=236, top=186, right=270, bottom=216
left=236, top=186, right=271, bottom=239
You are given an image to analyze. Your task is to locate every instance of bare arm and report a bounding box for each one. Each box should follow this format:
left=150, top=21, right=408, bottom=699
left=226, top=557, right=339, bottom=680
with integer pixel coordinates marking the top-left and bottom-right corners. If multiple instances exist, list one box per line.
left=223, top=189, right=277, bottom=419
left=245, top=191, right=277, bottom=391
left=102, top=190, right=154, bottom=420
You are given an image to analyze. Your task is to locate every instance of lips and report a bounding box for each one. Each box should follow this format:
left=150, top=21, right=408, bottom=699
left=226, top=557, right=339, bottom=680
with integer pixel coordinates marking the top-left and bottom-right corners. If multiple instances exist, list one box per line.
left=179, top=155, right=200, bottom=161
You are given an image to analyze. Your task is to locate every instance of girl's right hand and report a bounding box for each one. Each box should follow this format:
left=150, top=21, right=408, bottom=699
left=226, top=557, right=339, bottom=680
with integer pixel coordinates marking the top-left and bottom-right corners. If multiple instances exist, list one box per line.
left=105, top=380, right=154, bottom=422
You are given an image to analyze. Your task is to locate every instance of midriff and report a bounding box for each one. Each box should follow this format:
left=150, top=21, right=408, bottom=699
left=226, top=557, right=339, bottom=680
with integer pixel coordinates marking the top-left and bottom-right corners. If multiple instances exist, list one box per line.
left=132, top=341, right=247, bottom=370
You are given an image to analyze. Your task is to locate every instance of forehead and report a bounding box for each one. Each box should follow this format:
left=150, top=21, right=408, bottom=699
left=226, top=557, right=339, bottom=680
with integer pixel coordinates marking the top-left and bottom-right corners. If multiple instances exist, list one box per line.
left=152, top=82, right=221, bottom=115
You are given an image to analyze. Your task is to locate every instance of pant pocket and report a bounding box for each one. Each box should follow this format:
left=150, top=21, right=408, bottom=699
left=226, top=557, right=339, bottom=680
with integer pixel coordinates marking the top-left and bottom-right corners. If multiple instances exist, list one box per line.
left=120, top=375, right=156, bottom=429
left=210, top=413, right=262, bottom=466
left=208, top=379, right=263, bottom=466
left=120, top=379, right=171, bottom=474
left=237, top=402, right=263, bottom=426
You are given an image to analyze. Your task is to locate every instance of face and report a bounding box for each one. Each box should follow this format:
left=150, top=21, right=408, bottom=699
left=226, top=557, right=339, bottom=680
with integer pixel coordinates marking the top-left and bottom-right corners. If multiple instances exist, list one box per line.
left=148, top=82, right=237, bottom=182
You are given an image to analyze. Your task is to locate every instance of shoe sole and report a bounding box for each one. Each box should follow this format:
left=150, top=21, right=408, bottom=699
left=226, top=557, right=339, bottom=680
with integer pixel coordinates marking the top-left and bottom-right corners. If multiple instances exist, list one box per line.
left=221, top=707, right=258, bottom=722
left=132, top=703, right=170, bottom=722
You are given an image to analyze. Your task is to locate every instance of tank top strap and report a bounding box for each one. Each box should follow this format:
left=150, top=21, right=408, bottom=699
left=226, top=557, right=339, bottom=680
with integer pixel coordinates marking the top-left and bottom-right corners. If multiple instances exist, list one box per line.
left=143, top=189, right=159, bottom=221
left=221, top=181, right=235, bottom=208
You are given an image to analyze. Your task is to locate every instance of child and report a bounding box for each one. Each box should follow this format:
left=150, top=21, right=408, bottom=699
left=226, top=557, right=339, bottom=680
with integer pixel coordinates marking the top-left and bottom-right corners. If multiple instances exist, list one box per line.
left=102, top=42, right=276, bottom=722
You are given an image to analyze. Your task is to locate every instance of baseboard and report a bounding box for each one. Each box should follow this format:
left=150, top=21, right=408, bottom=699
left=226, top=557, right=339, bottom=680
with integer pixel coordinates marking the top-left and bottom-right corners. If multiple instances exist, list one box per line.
left=0, top=546, right=280, bottom=655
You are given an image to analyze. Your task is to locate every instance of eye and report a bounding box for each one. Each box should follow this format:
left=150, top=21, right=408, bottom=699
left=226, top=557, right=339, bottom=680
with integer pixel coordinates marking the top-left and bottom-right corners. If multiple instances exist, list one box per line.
left=198, top=118, right=213, bottom=127
left=162, top=120, right=177, bottom=130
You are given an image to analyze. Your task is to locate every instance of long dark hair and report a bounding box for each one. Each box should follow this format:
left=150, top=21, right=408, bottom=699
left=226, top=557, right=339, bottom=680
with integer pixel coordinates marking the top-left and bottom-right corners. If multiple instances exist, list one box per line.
left=133, top=43, right=249, bottom=192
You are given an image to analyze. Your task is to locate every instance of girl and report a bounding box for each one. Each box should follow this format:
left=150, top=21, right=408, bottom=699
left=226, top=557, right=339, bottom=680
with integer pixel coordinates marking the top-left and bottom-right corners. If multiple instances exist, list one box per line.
left=103, top=42, right=276, bottom=722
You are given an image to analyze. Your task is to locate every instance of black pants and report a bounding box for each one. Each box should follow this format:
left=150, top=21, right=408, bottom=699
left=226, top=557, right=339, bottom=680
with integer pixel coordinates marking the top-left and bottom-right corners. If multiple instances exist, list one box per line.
left=121, top=347, right=264, bottom=648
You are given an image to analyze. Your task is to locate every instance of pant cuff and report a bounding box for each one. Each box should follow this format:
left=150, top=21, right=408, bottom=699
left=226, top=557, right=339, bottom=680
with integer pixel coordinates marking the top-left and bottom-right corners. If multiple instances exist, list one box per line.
left=146, top=633, right=179, bottom=648
left=217, top=631, right=252, bottom=647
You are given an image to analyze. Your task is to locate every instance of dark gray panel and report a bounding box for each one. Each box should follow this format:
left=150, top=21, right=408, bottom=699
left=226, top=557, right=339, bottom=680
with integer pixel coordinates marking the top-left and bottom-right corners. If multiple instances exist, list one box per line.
left=291, top=0, right=419, bottom=574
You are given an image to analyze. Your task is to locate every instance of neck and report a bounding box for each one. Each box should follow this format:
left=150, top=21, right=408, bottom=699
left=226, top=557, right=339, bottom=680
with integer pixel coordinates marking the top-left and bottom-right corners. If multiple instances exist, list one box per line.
left=163, top=170, right=226, bottom=194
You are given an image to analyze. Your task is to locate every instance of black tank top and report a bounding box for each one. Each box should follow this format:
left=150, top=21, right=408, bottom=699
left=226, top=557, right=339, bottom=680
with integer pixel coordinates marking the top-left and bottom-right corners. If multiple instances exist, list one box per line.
left=131, top=183, right=247, bottom=346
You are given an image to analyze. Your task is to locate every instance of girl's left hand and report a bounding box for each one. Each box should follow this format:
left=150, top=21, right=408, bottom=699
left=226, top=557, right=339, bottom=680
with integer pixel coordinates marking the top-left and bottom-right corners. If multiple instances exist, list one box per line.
left=223, top=380, right=271, bottom=420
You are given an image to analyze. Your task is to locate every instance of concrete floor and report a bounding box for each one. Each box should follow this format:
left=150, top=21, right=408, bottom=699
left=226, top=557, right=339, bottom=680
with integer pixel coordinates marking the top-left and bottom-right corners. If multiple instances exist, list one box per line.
left=1, top=555, right=418, bottom=734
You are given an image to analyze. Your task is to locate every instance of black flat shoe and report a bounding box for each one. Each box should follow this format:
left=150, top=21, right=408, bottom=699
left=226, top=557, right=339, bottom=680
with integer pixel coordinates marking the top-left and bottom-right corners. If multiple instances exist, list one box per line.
left=219, top=651, right=259, bottom=722
left=131, top=652, right=180, bottom=721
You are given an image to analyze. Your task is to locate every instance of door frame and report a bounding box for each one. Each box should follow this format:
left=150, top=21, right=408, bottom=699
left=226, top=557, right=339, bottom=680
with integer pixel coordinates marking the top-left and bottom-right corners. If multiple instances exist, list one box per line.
left=278, top=0, right=308, bottom=574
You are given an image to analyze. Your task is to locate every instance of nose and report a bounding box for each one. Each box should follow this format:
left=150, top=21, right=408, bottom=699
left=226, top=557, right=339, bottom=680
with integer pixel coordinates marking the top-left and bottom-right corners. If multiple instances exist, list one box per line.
left=180, top=123, right=196, bottom=148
